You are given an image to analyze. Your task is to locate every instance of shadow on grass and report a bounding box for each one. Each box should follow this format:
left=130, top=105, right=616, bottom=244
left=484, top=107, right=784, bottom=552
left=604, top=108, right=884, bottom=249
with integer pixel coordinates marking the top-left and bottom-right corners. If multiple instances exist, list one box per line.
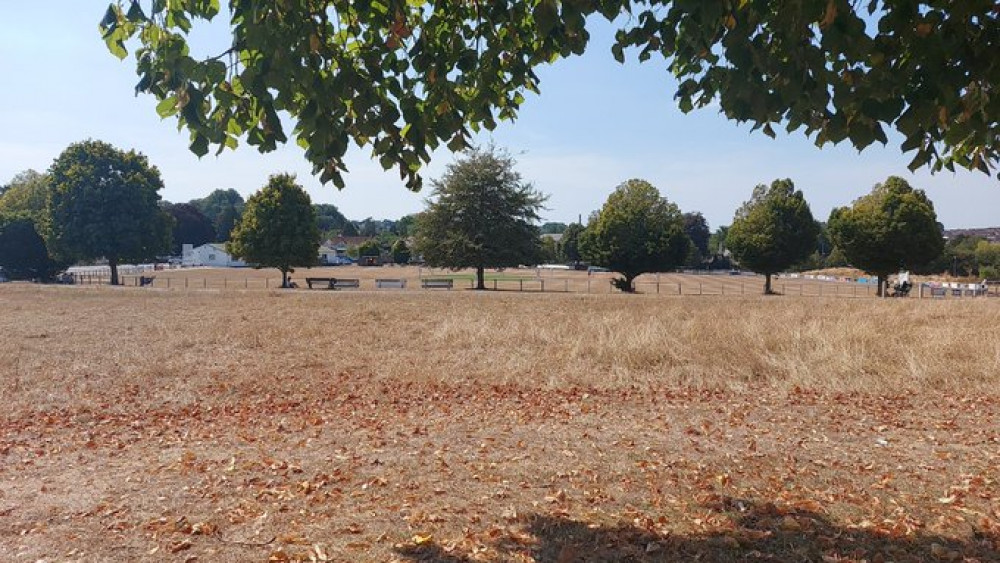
left=395, top=497, right=999, bottom=562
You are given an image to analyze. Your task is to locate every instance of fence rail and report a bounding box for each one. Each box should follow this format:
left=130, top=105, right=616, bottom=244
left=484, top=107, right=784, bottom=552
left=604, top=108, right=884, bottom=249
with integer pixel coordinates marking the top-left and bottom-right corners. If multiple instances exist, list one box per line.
left=64, top=272, right=1000, bottom=299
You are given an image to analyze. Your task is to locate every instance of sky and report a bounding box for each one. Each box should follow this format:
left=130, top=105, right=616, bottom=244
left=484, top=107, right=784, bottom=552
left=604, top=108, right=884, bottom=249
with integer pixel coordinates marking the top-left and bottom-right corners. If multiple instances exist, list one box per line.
left=1, top=3, right=997, bottom=230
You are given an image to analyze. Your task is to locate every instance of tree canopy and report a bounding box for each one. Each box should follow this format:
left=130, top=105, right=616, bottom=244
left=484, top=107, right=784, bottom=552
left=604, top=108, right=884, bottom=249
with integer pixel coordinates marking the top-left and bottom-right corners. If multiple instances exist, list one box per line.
left=48, top=140, right=172, bottom=286
left=726, top=179, right=820, bottom=294
left=190, top=188, right=245, bottom=242
left=227, top=174, right=319, bottom=288
left=579, top=179, right=689, bottom=292
left=414, top=146, right=545, bottom=290
left=828, top=176, right=944, bottom=296
left=101, top=2, right=999, bottom=190
left=164, top=202, right=216, bottom=253
left=0, top=214, right=62, bottom=281
left=682, top=211, right=711, bottom=268
left=0, top=170, right=50, bottom=223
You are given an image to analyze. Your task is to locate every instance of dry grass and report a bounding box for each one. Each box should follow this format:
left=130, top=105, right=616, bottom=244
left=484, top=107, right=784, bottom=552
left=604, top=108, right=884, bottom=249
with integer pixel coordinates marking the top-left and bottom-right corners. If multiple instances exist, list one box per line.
left=1, top=285, right=998, bottom=414
left=1, top=286, right=998, bottom=562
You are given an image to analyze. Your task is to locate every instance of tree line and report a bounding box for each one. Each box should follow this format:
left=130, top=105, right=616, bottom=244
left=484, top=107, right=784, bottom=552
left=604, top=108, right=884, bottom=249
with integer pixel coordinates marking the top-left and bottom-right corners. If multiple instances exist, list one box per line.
left=3, top=141, right=998, bottom=295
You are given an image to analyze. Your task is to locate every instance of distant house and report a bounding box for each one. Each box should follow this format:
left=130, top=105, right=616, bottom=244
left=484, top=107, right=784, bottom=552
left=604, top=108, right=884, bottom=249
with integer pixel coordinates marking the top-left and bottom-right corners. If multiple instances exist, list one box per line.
left=324, top=235, right=374, bottom=259
left=318, top=245, right=353, bottom=265
left=182, top=243, right=247, bottom=268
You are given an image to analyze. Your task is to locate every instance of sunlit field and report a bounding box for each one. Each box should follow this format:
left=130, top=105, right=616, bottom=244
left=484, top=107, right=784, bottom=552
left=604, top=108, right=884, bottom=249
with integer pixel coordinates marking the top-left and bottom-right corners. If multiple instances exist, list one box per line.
left=1, top=286, right=997, bottom=562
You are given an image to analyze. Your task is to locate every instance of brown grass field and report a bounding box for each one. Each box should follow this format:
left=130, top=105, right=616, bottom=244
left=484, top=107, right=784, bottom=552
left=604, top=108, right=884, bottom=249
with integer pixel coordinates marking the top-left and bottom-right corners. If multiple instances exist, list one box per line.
left=1, top=284, right=998, bottom=562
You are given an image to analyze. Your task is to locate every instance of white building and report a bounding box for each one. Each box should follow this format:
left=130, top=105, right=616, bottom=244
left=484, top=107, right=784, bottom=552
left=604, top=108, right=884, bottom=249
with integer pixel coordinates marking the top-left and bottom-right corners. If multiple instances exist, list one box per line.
left=182, top=243, right=247, bottom=268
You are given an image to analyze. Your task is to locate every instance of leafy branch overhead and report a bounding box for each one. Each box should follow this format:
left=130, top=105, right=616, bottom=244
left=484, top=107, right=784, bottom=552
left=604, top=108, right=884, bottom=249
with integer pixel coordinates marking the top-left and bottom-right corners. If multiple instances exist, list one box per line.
left=101, top=1, right=1000, bottom=190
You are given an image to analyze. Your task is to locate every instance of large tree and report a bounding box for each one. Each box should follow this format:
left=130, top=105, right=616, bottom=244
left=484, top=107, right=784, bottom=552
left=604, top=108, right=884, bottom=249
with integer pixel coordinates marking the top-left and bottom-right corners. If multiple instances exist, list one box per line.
left=0, top=170, right=50, bottom=223
left=48, top=140, right=172, bottom=286
left=0, top=214, right=62, bottom=281
left=828, top=176, right=944, bottom=296
left=164, top=202, right=216, bottom=253
left=560, top=222, right=585, bottom=265
left=682, top=212, right=711, bottom=268
left=190, top=188, right=244, bottom=242
left=101, top=2, right=999, bottom=190
left=726, top=179, right=820, bottom=294
left=579, top=179, right=689, bottom=292
left=313, top=203, right=353, bottom=236
left=227, top=174, right=319, bottom=288
left=414, top=146, right=545, bottom=290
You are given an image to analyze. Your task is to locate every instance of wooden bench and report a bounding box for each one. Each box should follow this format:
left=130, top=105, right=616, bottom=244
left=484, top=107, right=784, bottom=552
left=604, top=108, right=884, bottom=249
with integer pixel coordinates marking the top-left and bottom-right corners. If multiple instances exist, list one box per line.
left=376, top=278, right=407, bottom=289
left=420, top=278, right=454, bottom=290
left=930, top=287, right=946, bottom=298
left=305, top=277, right=336, bottom=289
left=333, top=278, right=360, bottom=290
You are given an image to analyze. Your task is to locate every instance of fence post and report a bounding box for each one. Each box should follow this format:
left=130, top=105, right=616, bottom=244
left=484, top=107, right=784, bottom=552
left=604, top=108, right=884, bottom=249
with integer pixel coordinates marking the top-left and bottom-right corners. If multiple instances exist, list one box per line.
left=493, top=279, right=497, bottom=290
left=167, top=278, right=171, bottom=289
left=699, top=282, right=702, bottom=295
left=245, top=277, right=248, bottom=289
left=677, top=282, right=681, bottom=295
left=587, top=278, right=591, bottom=293
left=565, top=279, right=568, bottom=292
left=203, top=278, right=207, bottom=288
left=541, top=279, right=544, bottom=292
left=224, top=278, right=228, bottom=289
left=266, top=278, right=269, bottom=289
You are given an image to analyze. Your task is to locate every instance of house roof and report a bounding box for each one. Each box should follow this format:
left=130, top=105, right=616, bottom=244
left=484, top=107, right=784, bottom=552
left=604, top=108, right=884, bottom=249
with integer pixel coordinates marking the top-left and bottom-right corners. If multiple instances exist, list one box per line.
left=327, top=235, right=374, bottom=247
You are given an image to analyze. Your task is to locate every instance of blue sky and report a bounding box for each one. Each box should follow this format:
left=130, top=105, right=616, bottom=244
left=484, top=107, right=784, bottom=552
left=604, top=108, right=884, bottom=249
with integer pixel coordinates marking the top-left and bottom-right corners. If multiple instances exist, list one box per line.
left=1, top=4, right=997, bottom=230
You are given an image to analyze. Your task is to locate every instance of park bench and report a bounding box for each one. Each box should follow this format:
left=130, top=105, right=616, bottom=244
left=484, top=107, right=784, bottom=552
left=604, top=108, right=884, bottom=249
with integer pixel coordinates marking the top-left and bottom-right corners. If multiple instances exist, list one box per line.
left=305, top=277, right=336, bottom=289
left=139, top=276, right=155, bottom=287
left=333, top=278, right=360, bottom=290
left=421, top=278, right=454, bottom=290
left=930, top=287, right=946, bottom=298
left=376, top=278, right=407, bottom=289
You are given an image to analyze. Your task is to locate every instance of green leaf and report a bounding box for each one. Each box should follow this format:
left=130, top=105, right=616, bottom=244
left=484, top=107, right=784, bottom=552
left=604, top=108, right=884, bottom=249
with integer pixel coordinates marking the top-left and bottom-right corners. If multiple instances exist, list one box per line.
left=156, top=96, right=178, bottom=118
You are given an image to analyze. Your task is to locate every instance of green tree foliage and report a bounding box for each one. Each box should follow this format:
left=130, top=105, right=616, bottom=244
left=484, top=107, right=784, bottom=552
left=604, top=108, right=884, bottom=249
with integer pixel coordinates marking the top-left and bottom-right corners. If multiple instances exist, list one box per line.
left=48, top=140, right=172, bottom=286
left=976, top=240, right=1000, bottom=277
left=828, top=176, right=944, bottom=296
left=190, top=189, right=244, bottom=242
left=313, top=203, right=353, bottom=237
left=579, top=179, right=689, bottom=292
left=539, top=235, right=560, bottom=263
left=227, top=174, right=319, bottom=288
left=164, top=202, right=215, bottom=253
left=357, top=238, right=382, bottom=259
left=101, top=2, right=1000, bottom=190
left=0, top=170, right=50, bottom=223
left=540, top=222, right=568, bottom=235
left=391, top=239, right=411, bottom=265
left=414, top=146, right=545, bottom=290
left=560, top=222, right=584, bottom=264
left=725, top=179, right=819, bottom=294
left=0, top=215, right=62, bottom=281
left=682, top=212, right=711, bottom=268
left=394, top=215, right=417, bottom=238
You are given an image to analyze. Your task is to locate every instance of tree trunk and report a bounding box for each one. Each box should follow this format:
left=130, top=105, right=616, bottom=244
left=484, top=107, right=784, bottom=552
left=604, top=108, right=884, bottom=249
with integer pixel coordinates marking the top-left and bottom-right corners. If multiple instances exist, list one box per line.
left=877, top=274, right=885, bottom=297
left=764, top=273, right=773, bottom=295
left=109, top=258, right=119, bottom=286
left=476, top=266, right=485, bottom=290
left=281, top=269, right=289, bottom=289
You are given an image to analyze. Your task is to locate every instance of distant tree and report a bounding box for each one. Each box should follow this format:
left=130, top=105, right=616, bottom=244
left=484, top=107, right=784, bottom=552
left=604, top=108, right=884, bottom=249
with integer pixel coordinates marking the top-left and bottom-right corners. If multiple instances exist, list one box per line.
left=560, top=223, right=585, bottom=264
left=164, top=203, right=215, bottom=253
left=579, top=179, right=689, bottom=292
left=395, top=214, right=417, bottom=238
left=540, top=222, right=568, bottom=235
left=415, top=146, right=545, bottom=290
left=313, top=203, right=353, bottom=236
left=926, top=235, right=985, bottom=277
left=727, top=179, right=819, bottom=294
left=190, top=189, right=244, bottom=242
left=975, top=240, right=1000, bottom=274
left=539, top=236, right=560, bottom=263
left=48, top=140, right=172, bottom=286
left=227, top=174, right=319, bottom=288
left=357, top=238, right=382, bottom=259
left=0, top=170, right=50, bottom=223
left=0, top=215, right=62, bottom=281
left=828, top=176, right=944, bottom=296
left=356, top=218, right=385, bottom=238
left=682, top=212, right=711, bottom=268
left=391, top=239, right=411, bottom=265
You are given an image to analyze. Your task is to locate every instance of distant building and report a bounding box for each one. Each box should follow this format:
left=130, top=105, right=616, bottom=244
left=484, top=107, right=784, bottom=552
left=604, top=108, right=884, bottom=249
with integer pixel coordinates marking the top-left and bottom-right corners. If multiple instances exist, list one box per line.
left=318, top=245, right=353, bottom=265
left=182, top=243, right=247, bottom=268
